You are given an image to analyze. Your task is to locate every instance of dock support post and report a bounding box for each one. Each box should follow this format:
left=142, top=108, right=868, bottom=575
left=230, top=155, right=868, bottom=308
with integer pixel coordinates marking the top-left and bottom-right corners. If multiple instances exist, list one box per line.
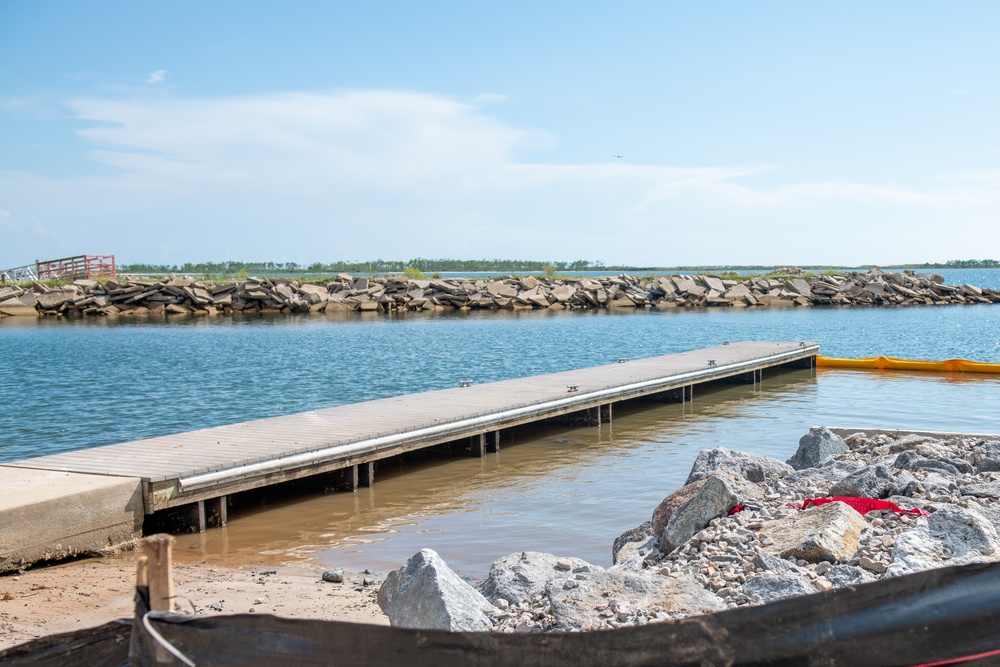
left=600, top=404, right=612, bottom=423
left=184, top=500, right=207, bottom=533
left=359, top=461, right=374, bottom=487
left=469, top=434, right=486, bottom=457
left=206, top=495, right=227, bottom=527
left=345, top=465, right=360, bottom=491
left=485, top=430, right=500, bottom=453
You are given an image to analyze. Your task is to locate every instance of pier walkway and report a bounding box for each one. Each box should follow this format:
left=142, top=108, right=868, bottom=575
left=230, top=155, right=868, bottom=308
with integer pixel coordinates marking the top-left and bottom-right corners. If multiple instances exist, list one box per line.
left=1, top=341, right=816, bottom=559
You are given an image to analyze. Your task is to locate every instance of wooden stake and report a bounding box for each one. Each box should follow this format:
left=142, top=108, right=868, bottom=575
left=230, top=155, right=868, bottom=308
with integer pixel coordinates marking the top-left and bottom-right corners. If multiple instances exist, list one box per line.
left=143, top=534, right=176, bottom=612
left=135, top=555, right=148, bottom=589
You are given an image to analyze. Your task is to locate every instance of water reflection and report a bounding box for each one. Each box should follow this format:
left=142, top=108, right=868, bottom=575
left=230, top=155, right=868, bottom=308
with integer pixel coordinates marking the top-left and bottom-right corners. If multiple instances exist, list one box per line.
left=172, top=367, right=1000, bottom=578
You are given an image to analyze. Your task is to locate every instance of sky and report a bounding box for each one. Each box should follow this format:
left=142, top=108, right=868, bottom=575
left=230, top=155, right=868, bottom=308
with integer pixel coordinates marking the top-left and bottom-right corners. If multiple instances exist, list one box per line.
left=2, top=1, right=999, bottom=269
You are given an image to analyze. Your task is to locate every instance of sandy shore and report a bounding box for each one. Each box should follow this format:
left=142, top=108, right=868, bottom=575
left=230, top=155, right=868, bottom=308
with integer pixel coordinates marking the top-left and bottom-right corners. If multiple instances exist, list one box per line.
left=0, top=551, right=387, bottom=651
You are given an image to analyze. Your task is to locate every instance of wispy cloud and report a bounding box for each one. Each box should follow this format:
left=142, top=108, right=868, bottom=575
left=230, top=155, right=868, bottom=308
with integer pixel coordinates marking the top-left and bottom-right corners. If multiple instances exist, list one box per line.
left=472, top=93, right=508, bottom=104
left=2, top=87, right=999, bottom=266
left=146, top=70, right=167, bottom=85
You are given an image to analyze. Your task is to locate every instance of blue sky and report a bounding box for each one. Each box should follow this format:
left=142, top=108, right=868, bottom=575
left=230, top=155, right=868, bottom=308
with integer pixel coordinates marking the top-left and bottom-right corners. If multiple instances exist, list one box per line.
left=2, top=1, right=999, bottom=268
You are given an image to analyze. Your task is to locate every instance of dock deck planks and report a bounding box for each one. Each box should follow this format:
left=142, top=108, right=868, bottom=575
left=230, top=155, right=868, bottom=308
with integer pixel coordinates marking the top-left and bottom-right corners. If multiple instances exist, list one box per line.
left=3, top=341, right=817, bottom=512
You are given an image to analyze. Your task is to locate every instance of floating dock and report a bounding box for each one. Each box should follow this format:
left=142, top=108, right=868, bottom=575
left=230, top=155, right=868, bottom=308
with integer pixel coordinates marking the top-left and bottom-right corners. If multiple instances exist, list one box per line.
left=0, top=341, right=817, bottom=569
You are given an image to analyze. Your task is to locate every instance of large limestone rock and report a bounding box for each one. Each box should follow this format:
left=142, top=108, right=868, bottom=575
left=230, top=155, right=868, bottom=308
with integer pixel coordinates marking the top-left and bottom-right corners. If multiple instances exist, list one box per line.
left=0, top=297, right=38, bottom=317
left=701, top=275, right=726, bottom=292
left=546, top=570, right=725, bottom=631
left=298, top=283, right=330, bottom=303
left=476, top=551, right=601, bottom=605
left=35, top=290, right=74, bottom=309
left=785, top=278, right=812, bottom=297
left=652, top=472, right=760, bottom=555
left=885, top=505, right=1000, bottom=577
left=786, top=427, right=849, bottom=470
left=550, top=285, right=576, bottom=302
left=377, top=549, right=495, bottom=631
left=685, top=446, right=793, bottom=484
left=761, top=501, right=868, bottom=563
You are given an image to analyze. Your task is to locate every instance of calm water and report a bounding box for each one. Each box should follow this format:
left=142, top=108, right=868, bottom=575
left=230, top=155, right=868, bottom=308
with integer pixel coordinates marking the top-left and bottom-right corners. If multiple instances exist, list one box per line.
left=2, top=268, right=999, bottom=576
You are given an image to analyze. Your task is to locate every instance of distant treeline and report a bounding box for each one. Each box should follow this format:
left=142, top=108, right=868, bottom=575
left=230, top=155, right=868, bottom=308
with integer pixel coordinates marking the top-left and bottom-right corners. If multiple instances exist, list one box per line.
left=117, top=258, right=1000, bottom=276
left=903, top=259, right=1000, bottom=269
left=119, top=259, right=607, bottom=275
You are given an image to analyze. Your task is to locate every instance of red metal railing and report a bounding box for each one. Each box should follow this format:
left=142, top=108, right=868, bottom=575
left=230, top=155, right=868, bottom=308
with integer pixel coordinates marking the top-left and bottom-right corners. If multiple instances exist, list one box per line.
left=35, top=255, right=117, bottom=280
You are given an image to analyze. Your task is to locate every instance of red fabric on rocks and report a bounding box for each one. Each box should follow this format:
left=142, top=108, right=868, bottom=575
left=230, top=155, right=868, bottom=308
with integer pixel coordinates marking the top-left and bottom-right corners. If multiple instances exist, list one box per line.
left=794, top=496, right=930, bottom=517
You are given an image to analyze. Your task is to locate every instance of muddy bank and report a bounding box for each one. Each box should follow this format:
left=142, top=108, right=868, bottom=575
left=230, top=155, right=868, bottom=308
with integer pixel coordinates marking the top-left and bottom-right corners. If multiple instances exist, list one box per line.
left=2, top=268, right=998, bottom=317
left=0, top=554, right=387, bottom=651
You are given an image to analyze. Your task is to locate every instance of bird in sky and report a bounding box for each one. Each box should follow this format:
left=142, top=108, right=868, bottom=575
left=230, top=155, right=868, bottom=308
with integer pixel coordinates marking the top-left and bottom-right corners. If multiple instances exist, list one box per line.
left=613, top=155, right=623, bottom=158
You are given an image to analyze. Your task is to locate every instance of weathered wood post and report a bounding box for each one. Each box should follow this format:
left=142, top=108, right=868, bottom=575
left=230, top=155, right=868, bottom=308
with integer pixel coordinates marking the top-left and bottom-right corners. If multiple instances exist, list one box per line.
left=143, top=534, right=176, bottom=612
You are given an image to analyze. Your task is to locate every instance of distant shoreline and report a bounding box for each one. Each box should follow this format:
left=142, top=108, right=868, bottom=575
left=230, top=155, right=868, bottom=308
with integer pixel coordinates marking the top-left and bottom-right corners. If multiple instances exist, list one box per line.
left=114, top=260, right=1000, bottom=278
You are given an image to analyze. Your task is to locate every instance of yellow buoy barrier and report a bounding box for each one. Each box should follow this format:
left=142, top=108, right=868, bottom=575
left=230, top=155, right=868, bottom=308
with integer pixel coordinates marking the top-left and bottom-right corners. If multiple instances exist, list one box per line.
left=816, top=355, right=1000, bottom=374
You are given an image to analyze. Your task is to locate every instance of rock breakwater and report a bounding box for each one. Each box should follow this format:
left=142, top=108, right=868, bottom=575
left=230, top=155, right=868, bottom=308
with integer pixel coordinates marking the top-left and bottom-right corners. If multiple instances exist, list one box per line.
left=377, top=427, right=1000, bottom=633
left=1, top=268, right=998, bottom=317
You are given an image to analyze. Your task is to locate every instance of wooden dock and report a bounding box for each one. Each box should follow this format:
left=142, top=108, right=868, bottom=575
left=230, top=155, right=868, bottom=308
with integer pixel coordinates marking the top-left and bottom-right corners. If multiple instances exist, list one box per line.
left=3, top=341, right=817, bottom=530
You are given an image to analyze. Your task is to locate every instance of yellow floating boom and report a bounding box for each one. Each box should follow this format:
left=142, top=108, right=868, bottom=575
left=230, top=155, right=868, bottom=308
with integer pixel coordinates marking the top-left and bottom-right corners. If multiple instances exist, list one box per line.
left=817, top=355, right=1000, bottom=374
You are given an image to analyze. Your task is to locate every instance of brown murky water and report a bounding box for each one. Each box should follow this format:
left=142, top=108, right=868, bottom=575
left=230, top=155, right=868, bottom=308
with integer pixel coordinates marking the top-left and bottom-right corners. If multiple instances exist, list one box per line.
left=172, top=367, right=1000, bottom=579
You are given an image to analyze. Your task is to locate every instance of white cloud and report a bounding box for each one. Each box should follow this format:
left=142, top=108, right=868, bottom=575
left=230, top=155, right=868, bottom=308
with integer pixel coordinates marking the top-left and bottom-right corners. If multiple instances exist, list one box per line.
left=146, top=70, right=167, bottom=85
left=472, top=93, right=508, bottom=104
left=2, top=87, right=999, bottom=267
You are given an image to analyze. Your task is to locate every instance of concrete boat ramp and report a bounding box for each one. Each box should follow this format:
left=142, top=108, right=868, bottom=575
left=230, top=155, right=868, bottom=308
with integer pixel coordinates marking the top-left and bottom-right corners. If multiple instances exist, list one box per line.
left=0, top=341, right=817, bottom=572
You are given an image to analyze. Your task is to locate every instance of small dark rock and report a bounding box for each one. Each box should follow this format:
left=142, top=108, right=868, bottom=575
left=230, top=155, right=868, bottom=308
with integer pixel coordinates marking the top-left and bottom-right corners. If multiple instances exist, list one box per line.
left=322, top=568, right=345, bottom=583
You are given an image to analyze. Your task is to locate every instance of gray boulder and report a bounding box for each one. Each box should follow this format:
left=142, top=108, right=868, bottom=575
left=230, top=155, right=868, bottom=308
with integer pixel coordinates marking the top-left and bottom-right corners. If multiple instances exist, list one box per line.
left=825, top=564, right=876, bottom=589
left=786, top=427, right=849, bottom=470
left=752, top=551, right=795, bottom=573
left=829, top=464, right=894, bottom=499
left=377, top=549, right=495, bottom=631
left=546, top=570, right=725, bottom=631
left=961, top=483, right=1000, bottom=499
left=885, top=505, right=1000, bottom=578
left=611, top=522, right=659, bottom=569
left=910, top=459, right=962, bottom=476
left=892, top=450, right=925, bottom=470
left=942, top=458, right=975, bottom=475
left=741, top=571, right=815, bottom=604
left=782, top=459, right=866, bottom=495
left=685, top=447, right=792, bottom=484
left=921, top=472, right=959, bottom=494
left=978, top=459, right=1000, bottom=473
left=477, top=551, right=601, bottom=605
left=891, top=469, right=919, bottom=496
left=653, top=472, right=760, bottom=555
